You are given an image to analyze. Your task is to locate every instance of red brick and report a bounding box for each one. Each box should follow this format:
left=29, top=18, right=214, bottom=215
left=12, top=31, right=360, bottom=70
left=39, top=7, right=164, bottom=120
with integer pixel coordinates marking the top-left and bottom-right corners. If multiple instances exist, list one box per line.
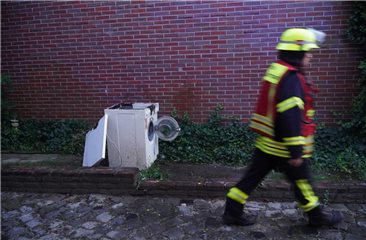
left=0, top=1, right=360, bottom=125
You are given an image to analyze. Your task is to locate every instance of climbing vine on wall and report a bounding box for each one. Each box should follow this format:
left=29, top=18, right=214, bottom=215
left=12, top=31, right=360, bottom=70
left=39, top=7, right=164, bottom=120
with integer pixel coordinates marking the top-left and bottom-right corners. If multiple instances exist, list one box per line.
left=343, top=2, right=366, bottom=139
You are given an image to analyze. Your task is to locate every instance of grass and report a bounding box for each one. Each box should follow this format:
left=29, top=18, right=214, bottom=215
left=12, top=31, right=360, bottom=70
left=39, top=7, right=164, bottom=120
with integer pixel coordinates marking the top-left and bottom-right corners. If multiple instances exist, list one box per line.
left=139, top=163, right=167, bottom=181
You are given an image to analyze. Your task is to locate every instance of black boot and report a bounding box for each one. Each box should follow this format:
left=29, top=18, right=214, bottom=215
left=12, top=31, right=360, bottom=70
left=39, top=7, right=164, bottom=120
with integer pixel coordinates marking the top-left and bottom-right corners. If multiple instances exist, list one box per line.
left=222, top=213, right=256, bottom=226
left=223, top=198, right=256, bottom=226
left=307, top=207, right=343, bottom=227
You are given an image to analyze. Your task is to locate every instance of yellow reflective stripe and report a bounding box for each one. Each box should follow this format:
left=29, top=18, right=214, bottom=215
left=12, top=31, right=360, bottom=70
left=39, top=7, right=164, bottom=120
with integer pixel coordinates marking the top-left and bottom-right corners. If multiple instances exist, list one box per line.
left=227, top=187, right=248, bottom=204
left=259, top=136, right=287, bottom=150
left=283, top=136, right=306, bottom=145
left=267, top=84, right=277, bottom=120
left=263, top=63, right=289, bottom=84
left=305, top=135, right=314, bottom=143
left=306, top=109, right=315, bottom=118
left=256, top=136, right=314, bottom=158
left=250, top=121, right=274, bottom=137
left=255, top=142, right=290, bottom=158
left=303, top=145, right=314, bottom=152
left=277, top=97, right=304, bottom=113
left=303, top=135, right=314, bottom=155
left=252, top=113, right=274, bottom=127
left=255, top=137, right=290, bottom=158
left=296, top=179, right=319, bottom=212
left=298, top=197, right=319, bottom=212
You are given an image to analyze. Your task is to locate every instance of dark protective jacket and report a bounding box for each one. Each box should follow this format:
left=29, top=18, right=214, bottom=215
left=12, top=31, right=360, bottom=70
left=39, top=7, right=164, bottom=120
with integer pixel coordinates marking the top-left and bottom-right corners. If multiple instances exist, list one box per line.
left=249, top=60, right=316, bottom=159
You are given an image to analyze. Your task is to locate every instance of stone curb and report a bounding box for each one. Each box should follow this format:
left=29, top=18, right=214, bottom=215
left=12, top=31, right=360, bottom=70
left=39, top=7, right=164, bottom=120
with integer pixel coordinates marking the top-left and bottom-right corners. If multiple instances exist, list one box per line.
left=138, top=179, right=366, bottom=203
left=1, top=167, right=138, bottom=195
left=2, top=167, right=366, bottom=203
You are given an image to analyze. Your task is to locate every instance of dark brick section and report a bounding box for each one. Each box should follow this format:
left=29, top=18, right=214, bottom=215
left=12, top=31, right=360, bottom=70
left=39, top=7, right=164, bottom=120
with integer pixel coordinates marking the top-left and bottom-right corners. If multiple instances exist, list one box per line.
left=1, top=1, right=363, bottom=124
left=1, top=167, right=139, bottom=195
left=2, top=167, right=365, bottom=203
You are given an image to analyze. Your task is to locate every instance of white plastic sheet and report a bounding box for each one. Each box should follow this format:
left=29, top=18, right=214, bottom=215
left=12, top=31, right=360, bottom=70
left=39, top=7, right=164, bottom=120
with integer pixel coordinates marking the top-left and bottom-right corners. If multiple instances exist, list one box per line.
left=82, top=115, right=108, bottom=167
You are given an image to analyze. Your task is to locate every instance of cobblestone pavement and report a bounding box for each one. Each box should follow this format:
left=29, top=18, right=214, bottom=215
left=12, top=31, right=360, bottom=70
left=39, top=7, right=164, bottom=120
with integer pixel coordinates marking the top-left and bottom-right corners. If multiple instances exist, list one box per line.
left=1, top=192, right=366, bottom=240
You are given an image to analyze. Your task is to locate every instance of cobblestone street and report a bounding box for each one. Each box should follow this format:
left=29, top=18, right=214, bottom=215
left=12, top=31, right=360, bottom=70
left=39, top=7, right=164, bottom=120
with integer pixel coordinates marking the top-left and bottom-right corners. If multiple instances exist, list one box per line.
left=1, top=192, right=366, bottom=240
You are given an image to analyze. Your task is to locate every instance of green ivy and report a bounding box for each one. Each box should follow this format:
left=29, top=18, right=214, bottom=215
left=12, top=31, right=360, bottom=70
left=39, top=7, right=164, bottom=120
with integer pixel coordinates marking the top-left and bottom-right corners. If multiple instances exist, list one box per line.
left=1, top=106, right=365, bottom=180
left=342, top=2, right=366, bottom=139
left=139, top=164, right=167, bottom=181
left=159, top=106, right=366, bottom=180
left=1, top=75, right=14, bottom=121
left=341, top=60, right=366, bottom=139
left=159, top=105, right=256, bottom=166
left=1, top=119, right=91, bottom=154
left=345, top=2, right=366, bottom=45
left=311, top=126, right=366, bottom=179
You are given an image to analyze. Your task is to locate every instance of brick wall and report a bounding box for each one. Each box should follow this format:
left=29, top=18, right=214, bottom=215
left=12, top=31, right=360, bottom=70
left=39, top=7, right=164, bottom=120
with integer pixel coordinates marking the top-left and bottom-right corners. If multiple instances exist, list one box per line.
left=1, top=1, right=363, bottom=124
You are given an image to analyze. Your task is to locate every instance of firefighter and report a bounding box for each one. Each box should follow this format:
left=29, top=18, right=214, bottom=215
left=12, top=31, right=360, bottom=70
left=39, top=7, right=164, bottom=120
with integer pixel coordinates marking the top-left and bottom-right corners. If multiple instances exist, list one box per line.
left=222, top=28, right=343, bottom=227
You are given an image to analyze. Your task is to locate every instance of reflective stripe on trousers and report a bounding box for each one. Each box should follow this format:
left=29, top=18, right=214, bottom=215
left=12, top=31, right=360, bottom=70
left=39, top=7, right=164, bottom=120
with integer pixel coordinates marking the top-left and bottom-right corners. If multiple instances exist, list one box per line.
left=224, top=149, right=320, bottom=213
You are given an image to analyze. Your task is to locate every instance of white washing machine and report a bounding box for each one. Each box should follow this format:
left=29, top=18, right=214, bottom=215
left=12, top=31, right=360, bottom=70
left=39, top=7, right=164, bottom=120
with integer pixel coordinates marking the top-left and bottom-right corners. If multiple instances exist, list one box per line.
left=104, top=103, right=180, bottom=170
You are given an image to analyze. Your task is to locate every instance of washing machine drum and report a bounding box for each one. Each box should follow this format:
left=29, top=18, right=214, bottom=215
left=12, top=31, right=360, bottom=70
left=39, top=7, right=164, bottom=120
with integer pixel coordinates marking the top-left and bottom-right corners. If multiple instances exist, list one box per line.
left=154, top=116, right=181, bottom=142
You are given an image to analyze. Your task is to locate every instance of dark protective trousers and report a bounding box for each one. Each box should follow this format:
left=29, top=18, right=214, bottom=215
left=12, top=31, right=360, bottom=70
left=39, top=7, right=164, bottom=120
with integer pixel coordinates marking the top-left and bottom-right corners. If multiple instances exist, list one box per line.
left=225, top=149, right=318, bottom=216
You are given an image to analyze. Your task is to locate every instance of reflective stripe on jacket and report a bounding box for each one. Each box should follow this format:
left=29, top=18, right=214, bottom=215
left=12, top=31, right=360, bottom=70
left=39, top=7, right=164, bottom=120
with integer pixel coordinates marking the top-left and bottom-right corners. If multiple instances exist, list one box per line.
left=249, top=60, right=316, bottom=158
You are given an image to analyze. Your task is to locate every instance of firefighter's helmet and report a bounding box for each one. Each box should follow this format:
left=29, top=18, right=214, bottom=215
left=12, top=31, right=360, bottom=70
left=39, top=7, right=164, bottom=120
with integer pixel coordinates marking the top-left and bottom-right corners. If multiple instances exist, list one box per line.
left=276, top=28, right=325, bottom=51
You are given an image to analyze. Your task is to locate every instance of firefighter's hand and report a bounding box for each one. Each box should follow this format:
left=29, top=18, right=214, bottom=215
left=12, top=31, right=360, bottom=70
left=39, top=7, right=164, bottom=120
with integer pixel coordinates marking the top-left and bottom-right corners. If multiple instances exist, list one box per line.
left=288, top=158, right=303, bottom=167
